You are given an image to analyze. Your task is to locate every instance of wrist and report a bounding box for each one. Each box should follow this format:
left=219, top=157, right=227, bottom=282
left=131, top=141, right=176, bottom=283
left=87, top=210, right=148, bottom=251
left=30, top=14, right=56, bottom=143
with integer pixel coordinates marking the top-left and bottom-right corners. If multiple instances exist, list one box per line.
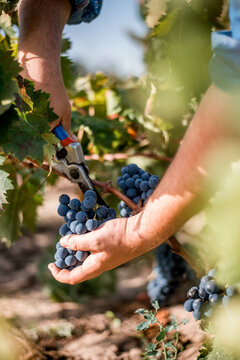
left=126, top=210, right=165, bottom=256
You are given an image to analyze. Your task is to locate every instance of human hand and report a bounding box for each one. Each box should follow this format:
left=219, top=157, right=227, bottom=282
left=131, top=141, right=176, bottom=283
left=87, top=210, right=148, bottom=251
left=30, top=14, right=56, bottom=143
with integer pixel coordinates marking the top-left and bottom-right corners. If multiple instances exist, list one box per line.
left=48, top=213, right=156, bottom=285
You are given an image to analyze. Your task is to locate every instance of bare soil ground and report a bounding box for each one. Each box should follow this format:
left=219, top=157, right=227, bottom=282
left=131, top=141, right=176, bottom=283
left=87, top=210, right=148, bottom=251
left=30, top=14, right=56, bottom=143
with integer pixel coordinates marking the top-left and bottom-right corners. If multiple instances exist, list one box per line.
left=0, top=179, right=205, bottom=359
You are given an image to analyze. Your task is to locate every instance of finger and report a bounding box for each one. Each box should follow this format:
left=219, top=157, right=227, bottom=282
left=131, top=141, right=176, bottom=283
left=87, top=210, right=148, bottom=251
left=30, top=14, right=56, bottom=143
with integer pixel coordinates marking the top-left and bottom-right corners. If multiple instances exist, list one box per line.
left=60, top=232, right=99, bottom=252
left=48, top=253, right=104, bottom=285
left=61, top=116, right=79, bottom=142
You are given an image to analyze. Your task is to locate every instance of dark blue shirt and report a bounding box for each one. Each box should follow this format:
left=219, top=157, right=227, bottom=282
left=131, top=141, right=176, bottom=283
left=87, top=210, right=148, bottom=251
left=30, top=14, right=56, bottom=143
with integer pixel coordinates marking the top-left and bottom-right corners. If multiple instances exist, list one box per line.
left=68, top=0, right=102, bottom=25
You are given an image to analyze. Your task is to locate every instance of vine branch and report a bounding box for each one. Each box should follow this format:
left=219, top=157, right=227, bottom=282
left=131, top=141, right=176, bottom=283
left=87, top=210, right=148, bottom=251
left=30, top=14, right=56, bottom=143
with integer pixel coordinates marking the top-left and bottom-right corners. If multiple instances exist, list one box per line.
left=84, top=152, right=172, bottom=163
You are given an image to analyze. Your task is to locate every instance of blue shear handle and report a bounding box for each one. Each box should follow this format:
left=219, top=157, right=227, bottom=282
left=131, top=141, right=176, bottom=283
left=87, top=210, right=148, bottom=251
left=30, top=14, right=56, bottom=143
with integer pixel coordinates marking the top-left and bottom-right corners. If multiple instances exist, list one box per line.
left=52, top=125, right=76, bottom=146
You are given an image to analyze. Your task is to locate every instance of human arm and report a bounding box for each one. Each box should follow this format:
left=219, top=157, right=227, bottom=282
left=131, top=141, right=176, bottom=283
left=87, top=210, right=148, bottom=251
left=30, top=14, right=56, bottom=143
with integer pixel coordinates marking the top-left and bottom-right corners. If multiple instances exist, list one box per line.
left=18, top=0, right=74, bottom=135
left=48, top=84, right=240, bottom=285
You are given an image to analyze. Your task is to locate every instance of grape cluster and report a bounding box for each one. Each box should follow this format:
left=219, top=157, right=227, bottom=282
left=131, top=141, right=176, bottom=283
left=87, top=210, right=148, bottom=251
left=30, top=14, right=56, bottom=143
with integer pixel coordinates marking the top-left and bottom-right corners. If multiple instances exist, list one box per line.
left=116, top=164, right=160, bottom=217
left=147, top=244, right=190, bottom=304
left=54, top=190, right=116, bottom=270
left=184, top=269, right=236, bottom=320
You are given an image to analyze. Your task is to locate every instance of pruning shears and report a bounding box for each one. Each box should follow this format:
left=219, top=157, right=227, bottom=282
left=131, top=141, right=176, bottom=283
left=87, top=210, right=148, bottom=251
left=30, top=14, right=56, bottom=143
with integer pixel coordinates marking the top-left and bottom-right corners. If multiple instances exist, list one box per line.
left=52, top=125, right=106, bottom=206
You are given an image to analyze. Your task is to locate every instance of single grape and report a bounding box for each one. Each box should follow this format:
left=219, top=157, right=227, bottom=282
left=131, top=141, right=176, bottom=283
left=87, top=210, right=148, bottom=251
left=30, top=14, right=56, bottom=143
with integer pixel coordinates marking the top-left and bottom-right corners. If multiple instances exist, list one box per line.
left=141, top=173, right=150, bottom=181
left=193, top=310, right=201, bottom=320
left=127, top=163, right=139, bottom=175
left=59, top=224, right=69, bottom=237
left=123, top=174, right=130, bottom=180
left=66, top=210, right=76, bottom=221
left=226, top=286, right=235, bottom=297
left=84, top=190, right=97, bottom=200
left=147, top=189, right=154, bottom=198
left=65, top=230, right=73, bottom=236
left=209, top=293, right=219, bottom=305
left=193, top=299, right=203, bottom=311
left=126, top=178, right=135, bottom=188
left=69, top=199, right=81, bottom=211
left=126, top=188, right=137, bottom=198
left=119, top=180, right=127, bottom=190
left=96, top=206, right=108, bottom=219
left=141, top=192, right=147, bottom=201
left=59, top=194, right=70, bottom=205
left=55, top=259, right=67, bottom=269
left=57, top=204, right=69, bottom=217
left=120, top=200, right=127, bottom=208
left=140, top=181, right=149, bottom=192
left=121, top=166, right=128, bottom=175
left=66, top=220, right=72, bottom=228
left=70, top=220, right=79, bottom=233
left=117, top=176, right=124, bottom=186
left=205, top=280, right=217, bottom=295
left=184, top=299, right=194, bottom=312
left=76, top=251, right=88, bottom=262
left=54, top=253, right=60, bottom=261
left=65, top=255, right=77, bottom=267
left=76, top=211, right=88, bottom=222
left=120, top=208, right=128, bottom=217
left=56, top=247, right=68, bottom=259
left=133, top=196, right=141, bottom=204
left=75, top=222, right=87, bottom=235
left=107, top=208, right=116, bottom=218
left=208, top=269, right=216, bottom=278
left=198, top=288, right=208, bottom=300
left=149, top=176, right=159, bottom=189
left=135, top=178, right=142, bottom=189
left=86, top=219, right=98, bottom=231
left=187, top=286, right=199, bottom=299
left=200, top=275, right=210, bottom=287
left=81, top=202, right=89, bottom=212
left=132, top=174, right=140, bottom=180
left=83, top=197, right=96, bottom=210
left=126, top=207, right=132, bottom=215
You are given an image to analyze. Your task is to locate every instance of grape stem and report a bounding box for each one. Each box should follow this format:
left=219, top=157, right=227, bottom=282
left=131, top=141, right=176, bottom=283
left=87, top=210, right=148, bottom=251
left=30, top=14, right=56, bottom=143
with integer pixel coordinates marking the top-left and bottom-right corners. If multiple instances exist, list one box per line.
left=5, top=154, right=203, bottom=277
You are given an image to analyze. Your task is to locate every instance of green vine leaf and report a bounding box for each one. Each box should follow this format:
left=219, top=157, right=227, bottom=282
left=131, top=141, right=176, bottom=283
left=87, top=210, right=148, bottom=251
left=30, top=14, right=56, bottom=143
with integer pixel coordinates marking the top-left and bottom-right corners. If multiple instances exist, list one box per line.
left=0, top=156, right=13, bottom=209
left=0, top=48, right=21, bottom=114
left=0, top=81, right=58, bottom=162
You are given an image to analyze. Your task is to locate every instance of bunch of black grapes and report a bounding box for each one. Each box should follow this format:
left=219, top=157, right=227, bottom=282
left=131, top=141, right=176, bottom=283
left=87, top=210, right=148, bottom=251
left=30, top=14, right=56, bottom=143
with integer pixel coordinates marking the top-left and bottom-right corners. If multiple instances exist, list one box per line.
left=54, top=190, right=116, bottom=270
left=184, top=269, right=236, bottom=320
left=116, top=164, right=160, bottom=217
left=147, top=243, right=191, bottom=304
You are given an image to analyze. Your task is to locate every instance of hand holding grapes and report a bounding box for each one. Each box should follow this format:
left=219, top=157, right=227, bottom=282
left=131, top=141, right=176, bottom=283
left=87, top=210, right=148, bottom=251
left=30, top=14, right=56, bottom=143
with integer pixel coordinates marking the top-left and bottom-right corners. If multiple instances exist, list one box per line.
left=48, top=213, right=153, bottom=284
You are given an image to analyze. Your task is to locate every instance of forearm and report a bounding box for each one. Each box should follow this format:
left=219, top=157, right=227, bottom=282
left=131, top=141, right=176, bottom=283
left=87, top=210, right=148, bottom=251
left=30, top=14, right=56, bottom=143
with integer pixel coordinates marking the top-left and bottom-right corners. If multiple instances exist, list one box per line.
left=132, top=85, right=240, bottom=250
left=18, top=0, right=75, bottom=133
left=18, top=0, right=71, bottom=86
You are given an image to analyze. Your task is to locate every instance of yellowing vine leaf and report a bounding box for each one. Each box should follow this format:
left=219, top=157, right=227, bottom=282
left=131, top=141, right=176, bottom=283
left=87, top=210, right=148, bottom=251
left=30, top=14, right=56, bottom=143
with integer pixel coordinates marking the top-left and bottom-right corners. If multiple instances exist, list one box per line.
left=146, top=0, right=170, bottom=28
left=42, top=132, right=59, bottom=173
